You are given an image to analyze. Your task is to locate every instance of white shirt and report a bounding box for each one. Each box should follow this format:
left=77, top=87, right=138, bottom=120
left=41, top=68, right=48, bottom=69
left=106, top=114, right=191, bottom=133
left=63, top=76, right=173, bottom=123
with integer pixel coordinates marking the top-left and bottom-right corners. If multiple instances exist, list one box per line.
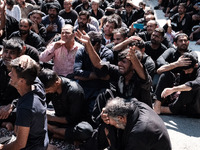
left=6, top=5, right=21, bottom=21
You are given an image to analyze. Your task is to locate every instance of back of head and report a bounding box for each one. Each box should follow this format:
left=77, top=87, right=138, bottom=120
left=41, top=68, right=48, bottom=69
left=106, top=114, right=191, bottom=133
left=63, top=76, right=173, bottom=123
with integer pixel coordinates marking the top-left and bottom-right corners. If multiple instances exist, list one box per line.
left=10, top=55, right=40, bottom=85
left=38, top=68, right=59, bottom=89
left=88, top=31, right=102, bottom=45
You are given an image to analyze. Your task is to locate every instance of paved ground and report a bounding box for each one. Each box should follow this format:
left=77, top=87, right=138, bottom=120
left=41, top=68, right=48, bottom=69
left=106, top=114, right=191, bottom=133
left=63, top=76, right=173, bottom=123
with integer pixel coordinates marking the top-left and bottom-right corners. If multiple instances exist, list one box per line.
left=144, top=0, right=200, bottom=149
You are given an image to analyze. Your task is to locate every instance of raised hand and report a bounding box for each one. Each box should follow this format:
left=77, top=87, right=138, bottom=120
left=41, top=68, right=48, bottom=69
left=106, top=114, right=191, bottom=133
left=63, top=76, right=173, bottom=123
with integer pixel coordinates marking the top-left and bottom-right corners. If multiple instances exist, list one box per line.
left=75, top=29, right=90, bottom=45
left=175, top=55, right=192, bottom=67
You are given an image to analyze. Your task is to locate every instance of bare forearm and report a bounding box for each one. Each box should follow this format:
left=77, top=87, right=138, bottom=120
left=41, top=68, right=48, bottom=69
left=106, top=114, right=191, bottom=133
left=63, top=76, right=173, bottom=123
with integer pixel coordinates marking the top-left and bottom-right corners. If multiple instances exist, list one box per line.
left=48, top=116, right=67, bottom=124
left=157, top=62, right=177, bottom=74
left=113, top=39, right=130, bottom=51
left=172, top=84, right=192, bottom=92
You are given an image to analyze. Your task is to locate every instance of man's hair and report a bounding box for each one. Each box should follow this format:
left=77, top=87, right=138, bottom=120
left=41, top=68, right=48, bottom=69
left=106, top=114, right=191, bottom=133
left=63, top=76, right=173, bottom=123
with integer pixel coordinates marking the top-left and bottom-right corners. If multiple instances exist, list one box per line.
left=179, top=3, right=187, bottom=9
left=79, top=11, right=90, bottom=19
left=88, top=31, right=102, bottom=45
left=118, top=48, right=143, bottom=61
left=6, top=0, right=15, bottom=6
left=154, top=27, right=165, bottom=37
left=104, top=97, right=133, bottom=118
left=180, top=52, right=198, bottom=70
left=28, top=10, right=45, bottom=18
left=112, top=27, right=128, bottom=39
left=129, top=39, right=145, bottom=49
left=106, top=17, right=118, bottom=29
left=2, top=38, right=23, bottom=54
left=174, top=33, right=188, bottom=43
left=108, top=14, right=121, bottom=28
left=147, top=20, right=158, bottom=27
left=38, top=68, right=59, bottom=89
left=20, top=18, right=33, bottom=27
left=10, top=55, right=40, bottom=85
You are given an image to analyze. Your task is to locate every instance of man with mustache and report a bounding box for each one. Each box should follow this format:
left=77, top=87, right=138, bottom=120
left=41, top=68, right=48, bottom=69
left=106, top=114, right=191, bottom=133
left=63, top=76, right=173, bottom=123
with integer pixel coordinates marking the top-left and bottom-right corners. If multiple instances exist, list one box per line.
left=154, top=33, right=199, bottom=115
left=9, top=18, right=45, bottom=51
left=42, top=3, right=65, bottom=43
left=74, top=10, right=97, bottom=33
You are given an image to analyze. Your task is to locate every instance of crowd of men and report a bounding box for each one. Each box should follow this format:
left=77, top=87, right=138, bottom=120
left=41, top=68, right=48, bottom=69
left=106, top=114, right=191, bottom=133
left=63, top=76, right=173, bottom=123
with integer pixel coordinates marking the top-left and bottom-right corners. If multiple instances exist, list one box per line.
left=0, top=0, right=200, bottom=149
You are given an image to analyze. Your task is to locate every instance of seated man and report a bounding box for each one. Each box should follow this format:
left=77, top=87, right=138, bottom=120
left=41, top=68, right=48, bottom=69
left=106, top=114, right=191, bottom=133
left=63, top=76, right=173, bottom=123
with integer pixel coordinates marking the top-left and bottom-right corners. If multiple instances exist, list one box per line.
left=9, top=18, right=45, bottom=51
left=154, top=52, right=200, bottom=117
left=100, top=97, right=172, bottom=150
left=40, top=24, right=83, bottom=77
left=0, top=55, right=49, bottom=149
left=38, top=69, right=87, bottom=141
left=75, top=30, right=152, bottom=107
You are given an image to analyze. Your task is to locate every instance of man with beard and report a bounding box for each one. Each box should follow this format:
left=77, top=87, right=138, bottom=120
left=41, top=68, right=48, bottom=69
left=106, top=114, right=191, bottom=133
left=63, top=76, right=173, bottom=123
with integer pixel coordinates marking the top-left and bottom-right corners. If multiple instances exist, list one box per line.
left=59, top=0, right=78, bottom=26
left=154, top=33, right=198, bottom=114
left=144, top=27, right=167, bottom=66
left=75, top=0, right=91, bottom=14
left=74, top=11, right=97, bottom=33
left=154, top=52, right=200, bottom=117
left=75, top=30, right=152, bottom=108
left=42, top=3, right=65, bottom=43
left=163, top=3, right=192, bottom=36
left=100, top=97, right=171, bottom=150
left=9, top=18, right=45, bottom=51
left=138, top=20, right=173, bottom=48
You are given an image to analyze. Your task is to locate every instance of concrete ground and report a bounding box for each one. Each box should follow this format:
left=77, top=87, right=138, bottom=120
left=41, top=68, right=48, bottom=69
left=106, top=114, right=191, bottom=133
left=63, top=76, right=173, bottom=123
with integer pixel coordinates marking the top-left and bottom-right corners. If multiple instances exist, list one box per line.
left=143, top=0, right=200, bottom=149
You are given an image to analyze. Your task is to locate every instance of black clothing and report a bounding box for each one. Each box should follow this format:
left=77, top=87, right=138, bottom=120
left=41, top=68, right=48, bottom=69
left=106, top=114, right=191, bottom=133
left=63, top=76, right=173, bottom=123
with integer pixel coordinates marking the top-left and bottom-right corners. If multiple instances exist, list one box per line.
left=40, top=0, right=61, bottom=14
left=89, top=8, right=105, bottom=21
left=0, top=60, right=20, bottom=106
left=138, top=31, right=173, bottom=48
left=145, top=41, right=167, bottom=67
left=102, top=99, right=171, bottom=150
left=25, top=44, right=40, bottom=62
left=46, top=77, right=86, bottom=126
left=100, top=63, right=152, bottom=107
left=164, top=13, right=192, bottom=35
left=72, top=0, right=82, bottom=9
left=0, top=15, right=19, bottom=45
left=75, top=3, right=91, bottom=14
left=31, top=23, right=47, bottom=43
left=120, top=8, right=144, bottom=27
left=156, top=47, right=198, bottom=69
left=142, top=53, right=156, bottom=78
left=59, top=9, right=78, bottom=25
left=155, top=67, right=200, bottom=117
left=15, top=78, right=49, bottom=149
left=9, top=30, right=45, bottom=51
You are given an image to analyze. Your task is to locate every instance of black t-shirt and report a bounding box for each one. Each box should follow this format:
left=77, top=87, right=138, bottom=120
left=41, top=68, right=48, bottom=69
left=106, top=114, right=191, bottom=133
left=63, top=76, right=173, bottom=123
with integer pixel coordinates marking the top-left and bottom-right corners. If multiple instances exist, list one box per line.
left=145, top=41, right=167, bottom=66
left=15, top=79, right=49, bottom=149
left=59, top=9, right=78, bottom=26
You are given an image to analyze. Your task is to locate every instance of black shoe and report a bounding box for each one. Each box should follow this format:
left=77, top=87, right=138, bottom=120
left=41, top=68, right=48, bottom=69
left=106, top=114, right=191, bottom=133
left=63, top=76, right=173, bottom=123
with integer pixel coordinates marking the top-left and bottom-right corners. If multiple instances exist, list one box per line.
left=154, top=5, right=160, bottom=10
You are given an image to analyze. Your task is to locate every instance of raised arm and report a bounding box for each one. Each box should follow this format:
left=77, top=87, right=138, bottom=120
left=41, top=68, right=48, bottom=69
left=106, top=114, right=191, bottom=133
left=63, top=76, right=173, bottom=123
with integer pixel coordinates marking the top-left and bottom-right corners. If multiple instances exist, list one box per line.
left=157, top=55, right=192, bottom=74
left=75, top=30, right=103, bottom=69
left=113, top=36, right=142, bottom=51
left=128, top=47, right=146, bottom=80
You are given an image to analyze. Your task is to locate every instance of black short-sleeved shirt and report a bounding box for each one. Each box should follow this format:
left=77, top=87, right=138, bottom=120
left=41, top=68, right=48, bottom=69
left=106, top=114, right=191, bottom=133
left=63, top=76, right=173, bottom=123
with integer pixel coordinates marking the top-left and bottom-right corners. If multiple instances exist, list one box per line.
left=59, top=9, right=78, bottom=26
left=15, top=79, right=49, bottom=149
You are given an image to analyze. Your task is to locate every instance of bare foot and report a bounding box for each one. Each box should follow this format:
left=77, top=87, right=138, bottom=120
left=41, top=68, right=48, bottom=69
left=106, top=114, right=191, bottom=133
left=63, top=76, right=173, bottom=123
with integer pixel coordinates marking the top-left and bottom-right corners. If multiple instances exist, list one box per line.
left=47, top=144, right=58, bottom=150
left=1, top=122, right=14, bottom=131
left=153, top=100, right=161, bottom=115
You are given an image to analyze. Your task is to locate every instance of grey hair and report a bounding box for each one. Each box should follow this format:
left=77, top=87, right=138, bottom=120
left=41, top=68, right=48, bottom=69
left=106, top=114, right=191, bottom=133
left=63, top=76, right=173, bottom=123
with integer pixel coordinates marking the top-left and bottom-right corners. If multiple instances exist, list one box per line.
left=104, top=97, right=132, bottom=118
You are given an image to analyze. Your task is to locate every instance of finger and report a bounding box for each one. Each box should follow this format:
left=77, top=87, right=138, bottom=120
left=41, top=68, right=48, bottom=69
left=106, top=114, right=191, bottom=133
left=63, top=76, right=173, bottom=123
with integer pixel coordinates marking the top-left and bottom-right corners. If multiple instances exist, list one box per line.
left=82, top=30, right=87, bottom=35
